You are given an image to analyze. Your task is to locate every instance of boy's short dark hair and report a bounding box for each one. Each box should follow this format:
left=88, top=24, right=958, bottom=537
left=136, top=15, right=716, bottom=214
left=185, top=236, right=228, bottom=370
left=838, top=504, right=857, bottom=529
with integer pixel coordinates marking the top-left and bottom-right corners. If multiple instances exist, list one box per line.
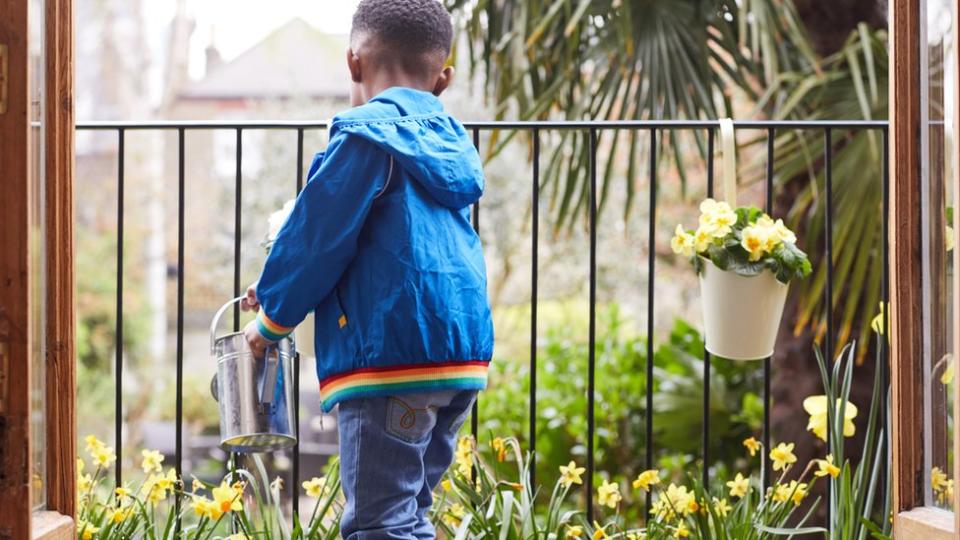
left=351, top=0, right=453, bottom=72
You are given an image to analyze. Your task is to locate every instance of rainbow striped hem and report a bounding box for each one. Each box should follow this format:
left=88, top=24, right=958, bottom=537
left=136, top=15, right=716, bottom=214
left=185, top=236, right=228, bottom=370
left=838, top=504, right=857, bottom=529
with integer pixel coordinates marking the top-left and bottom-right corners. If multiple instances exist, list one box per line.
left=319, top=361, right=489, bottom=412
left=256, top=311, right=295, bottom=342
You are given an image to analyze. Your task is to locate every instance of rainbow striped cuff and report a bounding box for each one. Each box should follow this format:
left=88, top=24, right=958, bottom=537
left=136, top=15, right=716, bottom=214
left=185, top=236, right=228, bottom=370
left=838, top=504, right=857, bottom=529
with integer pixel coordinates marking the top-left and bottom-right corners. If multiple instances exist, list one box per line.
left=319, top=361, right=489, bottom=412
left=256, top=311, right=295, bottom=342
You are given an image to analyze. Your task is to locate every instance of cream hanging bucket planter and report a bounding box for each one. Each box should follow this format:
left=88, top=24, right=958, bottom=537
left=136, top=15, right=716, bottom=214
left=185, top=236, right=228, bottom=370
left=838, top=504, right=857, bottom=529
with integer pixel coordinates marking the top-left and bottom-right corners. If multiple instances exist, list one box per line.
left=698, top=119, right=789, bottom=361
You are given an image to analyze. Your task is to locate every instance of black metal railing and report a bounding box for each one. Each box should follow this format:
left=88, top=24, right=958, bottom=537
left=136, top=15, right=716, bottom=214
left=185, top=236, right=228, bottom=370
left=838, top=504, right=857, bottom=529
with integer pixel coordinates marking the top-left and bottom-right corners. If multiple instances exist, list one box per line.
left=75, top=118, right=890, bottom=528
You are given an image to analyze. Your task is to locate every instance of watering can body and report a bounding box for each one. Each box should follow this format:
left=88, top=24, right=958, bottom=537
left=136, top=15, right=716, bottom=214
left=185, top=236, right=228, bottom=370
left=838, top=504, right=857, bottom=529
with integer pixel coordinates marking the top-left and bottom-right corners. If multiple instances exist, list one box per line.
left=210, top=297, right=297, bottom=453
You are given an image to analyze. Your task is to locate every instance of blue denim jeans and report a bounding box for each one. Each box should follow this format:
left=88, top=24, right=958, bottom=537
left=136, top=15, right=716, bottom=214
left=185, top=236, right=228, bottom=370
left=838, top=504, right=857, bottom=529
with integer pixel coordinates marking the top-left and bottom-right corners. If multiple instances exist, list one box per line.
left=337, top=390, right=478, bottom=540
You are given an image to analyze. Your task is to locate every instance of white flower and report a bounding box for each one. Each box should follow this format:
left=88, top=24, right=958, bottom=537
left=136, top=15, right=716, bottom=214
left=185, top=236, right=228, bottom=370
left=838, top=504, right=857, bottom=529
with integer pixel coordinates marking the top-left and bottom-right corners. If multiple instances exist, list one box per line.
left=267, top=199, right=297, bottom=242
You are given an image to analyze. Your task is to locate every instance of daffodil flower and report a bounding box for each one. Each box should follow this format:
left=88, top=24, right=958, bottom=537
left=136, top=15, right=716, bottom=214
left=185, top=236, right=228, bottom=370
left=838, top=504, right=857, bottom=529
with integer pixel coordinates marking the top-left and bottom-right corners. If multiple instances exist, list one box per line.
left=802, top=396, right=858, bottom=442
left=713, top=497, right=732, bottom=517
left=454, top=436, right=474, bottom=480
left=815, top=454, right=841, bottom=478
left=211, top=480, right=243, bottom=517
left=769, top=442, right=798, bottom=472
left=632, top=469, right=660, bottom=491
left=940, top=354, right=954, bottom=385
left=742, top=437, right=761, bottom=457
left=726, top=473, right=750, bottom=498
left=870, top=302, right=890, bottom=337
left=559, top=461, right=586, bottom=488
left=674, top=521, right=690, bottom=538
left=565, top=525, right=584, bottom=539
left=141, top=449, right=164, bottom=474
left=302, top=477, right=326, bottom=498
left=76, top=519, right=99, bottom=540
left=592, top=521, right=610, bottom=539
left=92, top=445, right=116, bottom=468
left=492, top=437, right=508, bottom=462
left=597, top=479, right=621, bottom=508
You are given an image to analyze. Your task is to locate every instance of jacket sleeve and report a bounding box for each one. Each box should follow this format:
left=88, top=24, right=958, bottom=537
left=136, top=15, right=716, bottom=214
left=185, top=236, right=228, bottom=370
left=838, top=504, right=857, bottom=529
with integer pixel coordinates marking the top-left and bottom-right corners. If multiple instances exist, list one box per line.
left=254, top=133, right=387, bottom=341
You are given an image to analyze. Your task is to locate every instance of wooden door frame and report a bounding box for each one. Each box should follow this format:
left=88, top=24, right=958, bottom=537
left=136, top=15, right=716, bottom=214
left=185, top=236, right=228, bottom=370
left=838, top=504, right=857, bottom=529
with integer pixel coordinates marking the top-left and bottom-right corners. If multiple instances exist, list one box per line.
left=0, top=0, right=74, bottom=538
left=890, top=0, right=960, bottom=536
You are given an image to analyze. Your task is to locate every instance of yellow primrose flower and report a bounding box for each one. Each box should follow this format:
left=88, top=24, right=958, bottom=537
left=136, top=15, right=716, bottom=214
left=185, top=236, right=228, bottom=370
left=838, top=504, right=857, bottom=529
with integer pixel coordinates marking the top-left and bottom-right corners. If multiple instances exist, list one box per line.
left=492, top=437, right=507, bottom=462
left=741, top=225, right=773, bottom=261
left=940, top=355, right=955, bottom=385
left=726, top=473, right=750, bottom=498
left=743, top=437, right=761, bottom=457
left=947, top=225, right=955, bottom=252
left=693, top=226, right=714, bottom=253
left=770, top=443, right=798, bottom=472
left=773, top=219, right=797, bottom=244
left=76, top=520, right=99, bottom=540
left=674, top=521, right=690, bottom=538
left=870, top=302, right=890, bottom=336
left=815, top=455, right=841, bottom=478
left=597, top=479, right=622, bottom=508
left=92, top=445, right=116, bottom=469
left=592, top=521, right=610, bottom=539
left=141, top=449, right=164, bottom=474
left=559, top=461, right=586, bottom=488
left=115, top=486, right=132, bottom=500
left=699, top=199, right=738, bottom=237
left=671, top=225, right=696, bottom=257
left=632, top=469, right=661, bottom=492
left=713, top=497, right=732, bottom=517
left=566, top=524, right=584, bottom=538
left=803, top=396, right=858, bottom=442
left=302, top=477, right=326, bottom=498
left=212, top=481, right=243, bottom=516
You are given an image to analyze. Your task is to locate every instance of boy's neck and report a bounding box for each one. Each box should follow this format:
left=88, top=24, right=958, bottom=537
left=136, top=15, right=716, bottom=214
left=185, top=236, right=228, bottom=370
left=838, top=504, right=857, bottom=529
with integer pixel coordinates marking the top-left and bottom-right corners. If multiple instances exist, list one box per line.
left=362, top=73, right=435, bottom=103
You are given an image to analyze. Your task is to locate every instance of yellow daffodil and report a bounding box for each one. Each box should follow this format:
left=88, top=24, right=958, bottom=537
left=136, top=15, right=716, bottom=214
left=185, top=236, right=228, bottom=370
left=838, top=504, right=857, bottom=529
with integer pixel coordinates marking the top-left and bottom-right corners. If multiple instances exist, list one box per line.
left=932, top=467, right=949, bottom=492
left=947, top=225, right=955, bottom=252
left=212, top=481, right=243, bottom=516
left=303, top=477, right=326, bottom=498
left=940, top=355, right=955, bottom=385
left=84, top=435, right=106, bottom=454
left=770, top=443, right=798, bottom=472
left=191, top=476, right=204, bottom=493
left=726, top=473, right=750, bottom=498
left=559, top=461, right=586, bottom=488
left=455, top=436, right=474, bottom=480
left=77, top=457, right=85, bottom=474
left=664, top=483, right=696, bottom=515
left=227, top=534, right=250, bottom=540
left=77, top=473, right=92, bottom=494
left=141, top=449, right=164, bottom=474
left=443, top=503, right=465, bottom=527
left=492, top=437, right=507, bottom=462
left=815, top=455, right=841, bottom=478
left=76, top=520, right=99, bottom=540
left=597, top=479, right=622, bottom=508
left=441, top=478, right=452, bottom=492
left=108, top=506, right=132, bottom=524
left=803, top=396, right=858, bottom=442
left=566, top=524, right=584, bottom=538
left=592, top=521, right=610, bottom=539
left=674, top=521, right=690, bottom=538
left=713, top=497, right=732, bottom=517
left=190, top=495, right=214, bottom=518
left=92, top=445, right=116, bottom=469
left=936, top=479, right=954, bottom=505
left=632, top=469, right=661, bottom=491
left=143, top=473, right=170, bottom=505
left=743, top=437, right=761, bottom=457
left=741, top=225, right=773, bottom=261
left=671, top=225, right=696, bottom=257
left=115, top=486, right=132, bottom=500
left=773, top=480, right=808, bottom=505
left=870, top=302, right=890, bottom=337
left=699, top=199, right=738, bottom=237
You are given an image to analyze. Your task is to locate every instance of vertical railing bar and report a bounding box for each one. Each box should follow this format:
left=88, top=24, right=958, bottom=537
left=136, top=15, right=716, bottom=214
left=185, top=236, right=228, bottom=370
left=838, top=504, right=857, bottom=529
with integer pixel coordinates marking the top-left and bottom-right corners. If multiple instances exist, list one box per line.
left=824, top=127, right=834, bottom=530
left=174, top=127, right=186, bottom=534
left=530, top=128, right=540, bottom=488
left=645, top=128, right=657, bottom=513
left=586, top=128, right=598, bottom=523
left=702, top=128, right=714, bottom=489
left=293, top=128, right=304, bottom=517
left=233, top=129, right=242, bottom=331
left=762, top=127, right=775, bottom=494
left=115, top=128, right=125, bottom=490
left=470, top=127, right=480, bottom=444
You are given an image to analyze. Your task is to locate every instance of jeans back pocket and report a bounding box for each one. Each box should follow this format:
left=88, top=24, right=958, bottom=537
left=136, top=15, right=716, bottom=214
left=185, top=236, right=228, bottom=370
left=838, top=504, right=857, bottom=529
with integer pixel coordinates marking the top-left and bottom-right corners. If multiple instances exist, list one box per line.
left=385, top=397, right=439, bottom=444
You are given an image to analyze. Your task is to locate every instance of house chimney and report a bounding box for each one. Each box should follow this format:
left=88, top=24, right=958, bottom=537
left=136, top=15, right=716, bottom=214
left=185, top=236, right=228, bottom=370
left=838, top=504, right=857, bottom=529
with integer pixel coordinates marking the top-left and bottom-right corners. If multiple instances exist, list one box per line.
left=205, top=26, right=222, bottom=76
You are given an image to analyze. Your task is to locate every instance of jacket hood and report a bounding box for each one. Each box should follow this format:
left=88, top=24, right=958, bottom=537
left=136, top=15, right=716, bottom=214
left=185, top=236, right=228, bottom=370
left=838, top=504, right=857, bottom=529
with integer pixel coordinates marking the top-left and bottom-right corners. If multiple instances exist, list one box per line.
left=331, top=87, right=484, bottom=210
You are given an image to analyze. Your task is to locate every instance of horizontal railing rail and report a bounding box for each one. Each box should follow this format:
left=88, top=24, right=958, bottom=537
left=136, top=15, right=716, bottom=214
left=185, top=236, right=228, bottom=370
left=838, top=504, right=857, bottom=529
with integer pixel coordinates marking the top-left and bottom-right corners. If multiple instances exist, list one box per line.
left=75, top=118, right=890, bottom=530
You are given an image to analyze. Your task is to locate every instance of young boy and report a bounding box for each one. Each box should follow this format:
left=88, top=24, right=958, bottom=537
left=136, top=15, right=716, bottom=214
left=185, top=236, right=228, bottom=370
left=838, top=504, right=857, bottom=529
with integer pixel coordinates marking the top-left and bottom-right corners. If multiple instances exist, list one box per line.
left=240, top=0, right=493, bottom=537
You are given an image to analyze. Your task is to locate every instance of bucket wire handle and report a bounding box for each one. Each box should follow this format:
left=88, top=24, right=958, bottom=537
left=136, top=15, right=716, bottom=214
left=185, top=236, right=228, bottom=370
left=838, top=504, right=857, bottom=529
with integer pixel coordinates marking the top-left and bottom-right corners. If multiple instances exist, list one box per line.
left=210, top=296, right=246, bottom=354
left=260, top=347, right=280, bottom=406
left=718, top=118, right=737, bottom=207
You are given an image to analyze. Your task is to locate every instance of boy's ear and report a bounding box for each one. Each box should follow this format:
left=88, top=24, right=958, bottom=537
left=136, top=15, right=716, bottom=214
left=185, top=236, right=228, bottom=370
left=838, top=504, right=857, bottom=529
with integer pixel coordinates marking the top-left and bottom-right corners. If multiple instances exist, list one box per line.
left=346, top=47, right=362, bottom=83
left=432, top=66, right=455, bottom=97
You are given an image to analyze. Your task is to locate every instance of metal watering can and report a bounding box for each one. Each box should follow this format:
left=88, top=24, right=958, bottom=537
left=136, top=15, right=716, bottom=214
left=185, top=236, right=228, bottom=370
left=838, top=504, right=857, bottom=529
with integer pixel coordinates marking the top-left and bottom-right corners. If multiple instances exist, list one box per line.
left=210, top=297, right=296, bottom=453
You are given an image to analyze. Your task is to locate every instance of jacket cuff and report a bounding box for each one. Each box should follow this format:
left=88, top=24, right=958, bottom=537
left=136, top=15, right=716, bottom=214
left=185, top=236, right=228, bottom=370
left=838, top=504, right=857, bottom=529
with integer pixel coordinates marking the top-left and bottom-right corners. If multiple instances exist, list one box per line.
left=256, top=310, right=294, bottom=342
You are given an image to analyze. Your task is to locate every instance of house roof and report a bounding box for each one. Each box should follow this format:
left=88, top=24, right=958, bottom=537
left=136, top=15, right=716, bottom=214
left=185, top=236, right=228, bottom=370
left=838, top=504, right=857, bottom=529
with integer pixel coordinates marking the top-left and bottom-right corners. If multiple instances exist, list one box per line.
left=178, top=18, right=349, bottom=101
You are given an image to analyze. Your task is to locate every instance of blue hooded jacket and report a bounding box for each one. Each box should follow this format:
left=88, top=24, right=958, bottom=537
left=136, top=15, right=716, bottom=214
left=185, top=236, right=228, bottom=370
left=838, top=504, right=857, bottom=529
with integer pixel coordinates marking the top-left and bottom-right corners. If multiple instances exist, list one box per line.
left=255, top=87, right=494, bottom=412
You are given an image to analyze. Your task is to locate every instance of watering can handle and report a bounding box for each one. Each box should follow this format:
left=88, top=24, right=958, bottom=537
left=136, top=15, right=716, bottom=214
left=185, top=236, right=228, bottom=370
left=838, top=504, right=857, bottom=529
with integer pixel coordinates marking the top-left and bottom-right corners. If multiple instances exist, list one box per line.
left=260, top=348, right=280, bottom=405
left=210, top=296, right=246, bottom=354
left=718, top=118, right=737, bottom=207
